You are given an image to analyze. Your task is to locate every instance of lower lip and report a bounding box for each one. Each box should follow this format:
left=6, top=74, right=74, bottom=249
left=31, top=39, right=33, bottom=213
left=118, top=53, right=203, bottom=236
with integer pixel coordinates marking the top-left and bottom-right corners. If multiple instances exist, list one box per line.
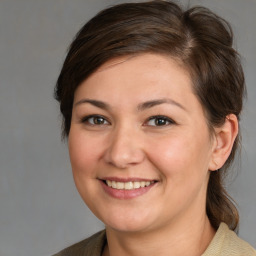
left=100, top=180, right=156, bottom=199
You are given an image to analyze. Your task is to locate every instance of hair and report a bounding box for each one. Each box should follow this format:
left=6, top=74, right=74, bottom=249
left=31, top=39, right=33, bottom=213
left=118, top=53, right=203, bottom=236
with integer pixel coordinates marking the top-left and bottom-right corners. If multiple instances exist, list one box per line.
left=55, top=0, right=245, bottom=232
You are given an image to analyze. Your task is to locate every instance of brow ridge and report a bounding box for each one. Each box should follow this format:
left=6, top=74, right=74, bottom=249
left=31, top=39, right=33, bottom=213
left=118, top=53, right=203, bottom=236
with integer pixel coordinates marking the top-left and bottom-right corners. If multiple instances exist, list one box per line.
left=137, top=98, right=186, bottom=111
left=74, top=99, right=109, bottom=110
left=74, top=98, right=186, bottom=112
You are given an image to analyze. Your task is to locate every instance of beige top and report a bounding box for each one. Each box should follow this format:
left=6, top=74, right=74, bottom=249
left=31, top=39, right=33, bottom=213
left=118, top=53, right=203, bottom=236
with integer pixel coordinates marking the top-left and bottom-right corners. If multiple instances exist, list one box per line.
left=53, top=223, right=256, bottom=256
left=202, top=223, right=256, bottom=256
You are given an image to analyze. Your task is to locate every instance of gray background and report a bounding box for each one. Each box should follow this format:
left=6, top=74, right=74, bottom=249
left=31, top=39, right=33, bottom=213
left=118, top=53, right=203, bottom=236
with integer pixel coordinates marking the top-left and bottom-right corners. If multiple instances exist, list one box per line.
left=0, top=0, right=255, bottom=255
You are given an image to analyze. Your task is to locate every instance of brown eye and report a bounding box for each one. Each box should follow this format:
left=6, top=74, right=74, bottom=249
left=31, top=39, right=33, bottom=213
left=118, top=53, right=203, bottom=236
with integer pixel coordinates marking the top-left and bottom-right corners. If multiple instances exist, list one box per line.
left=155, top=118, right=168, bottom=126
left=146, top=116, right=174, bottom=127
left=92, top=116, right=105, bottom=125
left=82, top=115, right=110, bottom=125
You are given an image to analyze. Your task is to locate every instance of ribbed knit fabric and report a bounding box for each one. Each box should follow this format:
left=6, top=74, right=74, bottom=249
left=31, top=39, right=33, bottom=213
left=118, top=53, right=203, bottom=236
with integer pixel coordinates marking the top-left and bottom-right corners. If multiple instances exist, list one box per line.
left=202, top=223, right=256, bottom=256
left=53, top=223, right=256, bottom=256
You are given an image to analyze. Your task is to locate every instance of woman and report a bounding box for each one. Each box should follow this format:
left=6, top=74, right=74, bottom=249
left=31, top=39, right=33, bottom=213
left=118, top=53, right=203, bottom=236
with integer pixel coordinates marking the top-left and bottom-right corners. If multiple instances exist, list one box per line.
left=53, top=1, right=256, bottom=255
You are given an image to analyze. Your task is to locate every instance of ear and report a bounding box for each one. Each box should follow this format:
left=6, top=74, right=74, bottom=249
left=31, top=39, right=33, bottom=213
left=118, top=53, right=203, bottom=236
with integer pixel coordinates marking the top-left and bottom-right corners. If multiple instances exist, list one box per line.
left=209, top=114, right=239, bottom=171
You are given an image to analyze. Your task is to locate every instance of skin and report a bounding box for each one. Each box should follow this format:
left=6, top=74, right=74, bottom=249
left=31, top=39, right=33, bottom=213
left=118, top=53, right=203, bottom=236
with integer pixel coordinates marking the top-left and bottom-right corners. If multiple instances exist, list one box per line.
left=68, top=53, right=238, bottom=256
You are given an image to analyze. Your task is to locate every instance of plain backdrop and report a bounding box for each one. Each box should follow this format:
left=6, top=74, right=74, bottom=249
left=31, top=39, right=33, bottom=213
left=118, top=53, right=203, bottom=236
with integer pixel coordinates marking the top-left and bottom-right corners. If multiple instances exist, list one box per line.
left=0, top=0, right=255, bottom=255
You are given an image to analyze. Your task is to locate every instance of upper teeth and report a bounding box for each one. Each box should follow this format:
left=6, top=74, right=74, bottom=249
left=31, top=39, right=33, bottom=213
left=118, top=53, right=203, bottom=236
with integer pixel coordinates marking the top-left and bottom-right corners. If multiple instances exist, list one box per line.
left=106, top=180, right=153, bottom=190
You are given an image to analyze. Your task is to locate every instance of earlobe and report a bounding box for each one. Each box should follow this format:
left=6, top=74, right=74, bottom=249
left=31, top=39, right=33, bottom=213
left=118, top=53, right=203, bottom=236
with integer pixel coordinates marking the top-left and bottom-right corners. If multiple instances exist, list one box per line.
left=209, top=114, right=239, bottom=171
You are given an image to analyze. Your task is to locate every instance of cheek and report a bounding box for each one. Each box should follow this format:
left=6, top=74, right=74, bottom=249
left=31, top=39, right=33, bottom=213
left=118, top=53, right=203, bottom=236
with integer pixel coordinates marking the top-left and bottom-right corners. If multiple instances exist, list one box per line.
left=149, top=134, right=189, bottom=163
left=147, top=131, right=212, bottom=179
left=68, top=129, right=100, bottom=177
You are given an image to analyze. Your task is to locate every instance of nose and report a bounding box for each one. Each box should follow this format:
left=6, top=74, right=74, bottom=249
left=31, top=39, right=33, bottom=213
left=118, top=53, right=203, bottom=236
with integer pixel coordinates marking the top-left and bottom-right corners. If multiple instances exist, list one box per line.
left=103, top=124, right=145, bottom=169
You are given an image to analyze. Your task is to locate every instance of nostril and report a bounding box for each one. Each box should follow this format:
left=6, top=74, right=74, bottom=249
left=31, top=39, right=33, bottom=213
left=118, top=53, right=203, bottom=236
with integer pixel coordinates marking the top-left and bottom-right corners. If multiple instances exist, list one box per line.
left=103, top=131, right=145, bottom=168
left=104, top=148, right=145, bottom=169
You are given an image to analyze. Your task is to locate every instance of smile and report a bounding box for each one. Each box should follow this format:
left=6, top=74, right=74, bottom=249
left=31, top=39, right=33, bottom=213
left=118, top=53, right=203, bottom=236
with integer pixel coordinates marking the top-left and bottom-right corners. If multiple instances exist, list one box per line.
left=101, top=178, right=157, bottom=199
left=105, top=180, right=154, bottom=190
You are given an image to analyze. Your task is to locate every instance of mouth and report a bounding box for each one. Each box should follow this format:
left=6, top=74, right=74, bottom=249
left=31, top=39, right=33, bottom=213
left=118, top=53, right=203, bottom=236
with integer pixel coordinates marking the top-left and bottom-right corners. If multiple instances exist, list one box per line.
left=99, top=177, right=158, bottom=199
left=104, top=180, right=156, bottom=190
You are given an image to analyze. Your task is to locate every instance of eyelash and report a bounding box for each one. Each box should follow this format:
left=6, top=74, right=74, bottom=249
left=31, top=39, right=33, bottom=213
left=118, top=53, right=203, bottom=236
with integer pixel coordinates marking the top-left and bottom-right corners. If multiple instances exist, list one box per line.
left=81, top=115, right=110, bottom=126
left=145, top=115, right=175, bottom=127
left=80, top=115, right=175, bottom=127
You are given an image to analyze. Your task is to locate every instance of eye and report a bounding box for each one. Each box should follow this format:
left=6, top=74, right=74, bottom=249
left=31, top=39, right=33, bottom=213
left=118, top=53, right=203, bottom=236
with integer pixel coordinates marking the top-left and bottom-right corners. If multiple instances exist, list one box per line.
left=145, top=115, right=174, bottom=127
left=81, top=115, right=110, bottom=126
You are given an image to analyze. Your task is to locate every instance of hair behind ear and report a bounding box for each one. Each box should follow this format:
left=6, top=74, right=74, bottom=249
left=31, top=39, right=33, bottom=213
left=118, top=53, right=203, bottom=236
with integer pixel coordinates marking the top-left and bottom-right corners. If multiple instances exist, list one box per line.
left=207, top=171, right=239, bottom=231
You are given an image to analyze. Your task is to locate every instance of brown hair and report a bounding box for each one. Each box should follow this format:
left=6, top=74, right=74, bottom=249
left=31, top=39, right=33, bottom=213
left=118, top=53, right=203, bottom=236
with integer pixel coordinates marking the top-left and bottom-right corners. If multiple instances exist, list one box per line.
left=55, top=0, right=245, bottom=231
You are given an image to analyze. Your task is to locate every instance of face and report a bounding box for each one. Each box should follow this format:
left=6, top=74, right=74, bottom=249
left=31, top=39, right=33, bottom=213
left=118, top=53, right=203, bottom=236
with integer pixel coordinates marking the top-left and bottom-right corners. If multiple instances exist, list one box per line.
left=69, top=54, right=216, bottom=233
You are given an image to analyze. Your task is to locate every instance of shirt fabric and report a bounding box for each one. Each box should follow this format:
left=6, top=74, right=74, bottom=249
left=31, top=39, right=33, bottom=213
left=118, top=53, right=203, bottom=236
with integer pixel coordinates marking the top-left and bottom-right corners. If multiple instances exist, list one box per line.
left=53, top=222, right=256, bottom=256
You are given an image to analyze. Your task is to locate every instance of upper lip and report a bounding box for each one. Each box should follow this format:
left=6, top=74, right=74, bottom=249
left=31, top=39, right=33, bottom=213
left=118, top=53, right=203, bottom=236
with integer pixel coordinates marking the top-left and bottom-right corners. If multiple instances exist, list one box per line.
left=99, top=177, right=158, bottom=182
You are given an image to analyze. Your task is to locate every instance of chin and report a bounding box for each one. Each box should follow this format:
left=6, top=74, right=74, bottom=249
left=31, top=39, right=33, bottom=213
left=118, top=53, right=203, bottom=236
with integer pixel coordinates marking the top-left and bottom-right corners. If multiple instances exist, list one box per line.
left=98, top=208, right=158, bottom=233
left=106, top=221, right=151, bottom=233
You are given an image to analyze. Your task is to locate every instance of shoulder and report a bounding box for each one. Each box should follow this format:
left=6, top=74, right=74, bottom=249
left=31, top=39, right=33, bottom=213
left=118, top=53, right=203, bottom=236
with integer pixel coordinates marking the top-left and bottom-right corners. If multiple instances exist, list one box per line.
left=203, top=223, right=256, bottom=256
left=52, top=230, right=106, bottom=256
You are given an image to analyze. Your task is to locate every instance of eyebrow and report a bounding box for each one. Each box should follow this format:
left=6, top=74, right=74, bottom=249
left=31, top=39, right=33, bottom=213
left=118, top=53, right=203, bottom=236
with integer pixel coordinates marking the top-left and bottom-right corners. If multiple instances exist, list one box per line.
left=137, top=98, right=186, bottom=111
left=74, top=99, right=110, bottom=110
left=74, top=98, right=186, bottom=112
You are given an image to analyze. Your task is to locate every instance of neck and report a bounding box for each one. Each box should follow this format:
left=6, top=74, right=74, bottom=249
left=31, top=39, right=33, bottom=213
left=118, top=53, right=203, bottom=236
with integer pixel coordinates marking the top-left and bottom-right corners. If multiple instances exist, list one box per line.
left=103, top=215, right=215, bottom=256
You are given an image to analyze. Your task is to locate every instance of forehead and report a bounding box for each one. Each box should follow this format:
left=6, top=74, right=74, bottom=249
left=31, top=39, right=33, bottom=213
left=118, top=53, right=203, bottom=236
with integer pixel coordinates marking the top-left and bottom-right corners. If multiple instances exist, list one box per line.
left=74, top=53, right=201, bottom=112
left=87, top=54, right=192, bottom=95
left=96, top=53, right=187, bottom=74
left=76, top=53, right=193, bottom=97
